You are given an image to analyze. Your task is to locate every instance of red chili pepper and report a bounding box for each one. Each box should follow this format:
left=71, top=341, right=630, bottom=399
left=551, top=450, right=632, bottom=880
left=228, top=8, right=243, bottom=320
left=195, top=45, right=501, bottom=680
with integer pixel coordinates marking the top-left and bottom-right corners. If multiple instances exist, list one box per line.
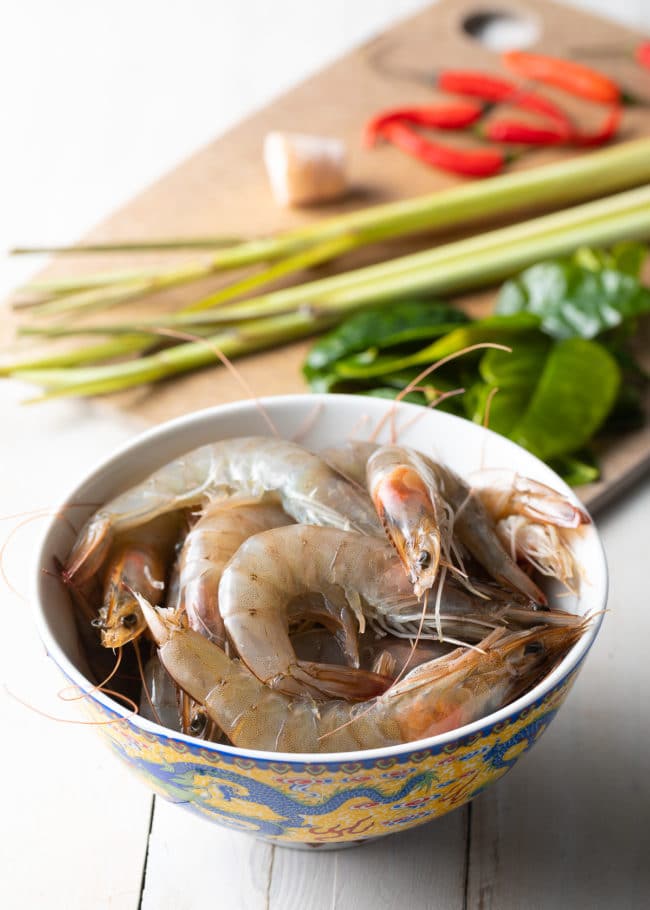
left=379, top=121, right=506, bottom=177
left=502, top=51, right=620, bottom=104
left=636, top=40, right=650, bottom=71
left=364, top=101, right=483, bottom=146
left=437, top=69, right=572, bottom=130
left=571, top=105, right=621, bottom=147
left=480, top=120, right=569, bottom=145
left=481, top=105, right=620, bottom=148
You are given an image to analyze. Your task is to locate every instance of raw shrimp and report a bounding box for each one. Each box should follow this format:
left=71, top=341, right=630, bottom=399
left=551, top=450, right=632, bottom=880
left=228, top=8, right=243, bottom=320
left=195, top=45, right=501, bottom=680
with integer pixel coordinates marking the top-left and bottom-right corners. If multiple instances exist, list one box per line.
left=92, top=514, right=182, bottom=648
left=140, top=599, right=589, bottom=753
left=471, top=470, right=590, bottom=589
left=178, top=499, right=293, bottom=646
left=366, top=445, right=455, bottom=597
left=471, top=470, right=590, bottom=528
left=219, top=526, right=418, bottom=700
left=64, top=437, right=382, bottom=584
left=368, top=446, right=547, bottom=604
left=494, top=517, right=582, bottom=590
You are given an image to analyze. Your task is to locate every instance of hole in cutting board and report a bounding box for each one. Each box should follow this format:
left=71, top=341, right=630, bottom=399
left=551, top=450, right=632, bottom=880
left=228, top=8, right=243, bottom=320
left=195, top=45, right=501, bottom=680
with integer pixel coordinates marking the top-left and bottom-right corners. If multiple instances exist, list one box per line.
left=462, top=9, right=540, bottom=51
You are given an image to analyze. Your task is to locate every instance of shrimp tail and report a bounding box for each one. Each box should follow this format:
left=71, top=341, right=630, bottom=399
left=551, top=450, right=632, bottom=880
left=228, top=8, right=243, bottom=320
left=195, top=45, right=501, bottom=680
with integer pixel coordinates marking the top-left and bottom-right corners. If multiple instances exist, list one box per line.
left=64, top=514, right=112, bottom=583
left=285, top=661, right=392, bottom=701
left=289, top=591, right=360, bottom=667
left=509, top=477, right=591, bottom=529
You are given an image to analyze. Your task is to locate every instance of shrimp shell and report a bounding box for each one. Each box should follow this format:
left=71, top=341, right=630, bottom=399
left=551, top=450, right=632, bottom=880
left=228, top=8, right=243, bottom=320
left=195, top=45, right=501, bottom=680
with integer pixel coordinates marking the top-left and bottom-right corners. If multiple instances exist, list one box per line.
left=219, top=526, right=417, bottom=700
left=140, top=599, right=589, bottom=754
left=65, top=437, right=382, bottom=583
left=178, top=499, right=293, bottom=646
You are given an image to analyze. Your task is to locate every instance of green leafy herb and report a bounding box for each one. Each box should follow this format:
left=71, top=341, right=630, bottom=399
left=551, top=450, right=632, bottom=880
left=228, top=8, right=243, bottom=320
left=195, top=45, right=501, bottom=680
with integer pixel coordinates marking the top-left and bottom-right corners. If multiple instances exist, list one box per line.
left=329, top=314, right=539, bottom=381
left=574, top=241, right=647, bottom=277
left=506, top=338, right=620, bottom=460
left=304, top=244, right=647, bottom=485
left=304, top=301, right=468, bottom=372
left=497, top=252, right=650, bottom=340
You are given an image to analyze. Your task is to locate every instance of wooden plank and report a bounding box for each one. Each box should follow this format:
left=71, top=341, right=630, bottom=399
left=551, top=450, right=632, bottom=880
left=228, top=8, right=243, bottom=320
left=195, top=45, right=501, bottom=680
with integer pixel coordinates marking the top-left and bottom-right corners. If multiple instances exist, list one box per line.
left=0, top=384, right=152, bottom=910
left=141, top=783, right=468, bottom=910
left=466, top=475, right=650, bottom=910
left=268, top=844, right=337, bottom=910
left=333, top=809, right=468, bottom=909
left=140, top=798, right=273, bottom=910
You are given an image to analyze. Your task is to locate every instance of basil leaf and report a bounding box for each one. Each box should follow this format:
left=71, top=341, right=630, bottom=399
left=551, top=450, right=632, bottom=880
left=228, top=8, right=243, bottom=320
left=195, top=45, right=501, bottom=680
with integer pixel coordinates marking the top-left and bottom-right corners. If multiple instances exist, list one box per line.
left=508, top=338, right=620, bottom=460
left=465, top=382, right=533, bottom=437
left=466, top=334, right=551, bottom=436
left=332, top=314, right=539, bottom=380
left=497, top=260, right=650, bottom=339
left=304, top=301, right=468, bottom=372
left=479, top=334, right=551, bottom=387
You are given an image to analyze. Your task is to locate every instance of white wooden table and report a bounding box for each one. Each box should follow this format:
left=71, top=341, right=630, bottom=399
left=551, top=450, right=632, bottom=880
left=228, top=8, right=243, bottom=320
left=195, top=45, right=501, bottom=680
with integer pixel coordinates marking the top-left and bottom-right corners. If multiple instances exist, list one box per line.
left=1, top=2, right=649, bottom=907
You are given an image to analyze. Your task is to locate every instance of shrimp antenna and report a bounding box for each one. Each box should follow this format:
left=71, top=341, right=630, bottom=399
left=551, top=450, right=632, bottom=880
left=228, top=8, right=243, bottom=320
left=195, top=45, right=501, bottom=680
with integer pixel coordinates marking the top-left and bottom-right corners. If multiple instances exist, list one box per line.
left=58, top=646, right=124, bottom=702
left=1, top=509, right=71, bottom=600
left=479, top=386, right=500, bottom=471
left=290, top=402, right=324, bottom=444
left=368, top=343, right=511, bottom=442
left=3, top=682, right=133, bottom=726
left=150, top=326, right=280, bottom=438
left=318, top=588, right=485, bottom=745
left=393, top=388, right=466, bottom=439
left=386, top=587, right=432, bottom=688
left=0, top=500, right=100, bottom=601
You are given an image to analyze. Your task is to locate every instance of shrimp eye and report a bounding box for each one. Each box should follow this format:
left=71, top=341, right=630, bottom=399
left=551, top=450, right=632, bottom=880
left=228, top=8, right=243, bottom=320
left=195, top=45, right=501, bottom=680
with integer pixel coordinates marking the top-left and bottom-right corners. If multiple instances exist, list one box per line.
left=417, top=551, right=431, bottom=568
left=524, top=642, right=543, bottom=655
left=190, top=712, right=207, bottom=736
left=121, top=612, right=139, bottom=628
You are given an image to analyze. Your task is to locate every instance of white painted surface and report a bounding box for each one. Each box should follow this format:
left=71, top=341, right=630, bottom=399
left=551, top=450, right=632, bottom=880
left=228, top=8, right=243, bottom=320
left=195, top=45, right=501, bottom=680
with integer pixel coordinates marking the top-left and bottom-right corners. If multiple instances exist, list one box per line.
left=1, top=1, right=649, bottom=908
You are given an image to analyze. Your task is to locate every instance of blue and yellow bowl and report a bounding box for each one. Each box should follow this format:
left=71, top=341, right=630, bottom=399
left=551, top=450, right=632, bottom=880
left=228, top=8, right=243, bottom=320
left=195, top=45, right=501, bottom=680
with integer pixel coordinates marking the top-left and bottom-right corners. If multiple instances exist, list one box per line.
left=34, top=395, right=607, bottom=848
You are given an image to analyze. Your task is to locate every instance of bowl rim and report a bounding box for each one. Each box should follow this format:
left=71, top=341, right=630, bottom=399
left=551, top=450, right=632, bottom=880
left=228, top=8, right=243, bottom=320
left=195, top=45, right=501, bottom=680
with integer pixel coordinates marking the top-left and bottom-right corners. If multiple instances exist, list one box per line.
left=32, top=393, right=607, bottom=763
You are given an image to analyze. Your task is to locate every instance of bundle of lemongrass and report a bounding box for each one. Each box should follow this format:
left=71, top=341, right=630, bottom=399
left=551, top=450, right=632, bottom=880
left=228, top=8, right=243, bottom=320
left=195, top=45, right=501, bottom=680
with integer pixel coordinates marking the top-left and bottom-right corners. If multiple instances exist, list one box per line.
left=5, top=139, right=650, bottom=401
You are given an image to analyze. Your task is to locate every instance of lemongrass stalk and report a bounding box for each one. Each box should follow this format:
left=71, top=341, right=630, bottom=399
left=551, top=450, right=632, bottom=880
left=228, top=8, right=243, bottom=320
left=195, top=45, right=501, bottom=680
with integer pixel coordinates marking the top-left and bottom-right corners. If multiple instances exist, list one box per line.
left=11, top=236, right=245, bottom=254
left=15, top=311, right=337, bottom=400
left=16, top=140, right=650, bottom=316
left=28, top=184, right=650, bottom=337
left=13, top=198, right=650, bottom=399
left=0, top=335, right=151, bottom=376
left=180, top=234, right=361, bottom=314
left=24, top=259, right=218, bottom=317
left=20, top=268, right=169, bottom=293
left=277, top=139, right=650, bottom=248
left=188, top=185, right=650, bottom=323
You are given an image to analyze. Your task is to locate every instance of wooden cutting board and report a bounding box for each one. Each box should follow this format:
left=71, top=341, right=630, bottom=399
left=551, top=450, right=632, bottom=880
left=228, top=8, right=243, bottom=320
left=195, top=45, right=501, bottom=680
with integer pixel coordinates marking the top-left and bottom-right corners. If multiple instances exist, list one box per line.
left=6, top=0, right=650, bottom=511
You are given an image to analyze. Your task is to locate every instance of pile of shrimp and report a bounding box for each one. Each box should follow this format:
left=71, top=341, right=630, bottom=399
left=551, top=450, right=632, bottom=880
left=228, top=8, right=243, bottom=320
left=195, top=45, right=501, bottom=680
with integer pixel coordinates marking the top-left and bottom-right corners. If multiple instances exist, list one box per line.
left=62, top=436, right=592, bottom=753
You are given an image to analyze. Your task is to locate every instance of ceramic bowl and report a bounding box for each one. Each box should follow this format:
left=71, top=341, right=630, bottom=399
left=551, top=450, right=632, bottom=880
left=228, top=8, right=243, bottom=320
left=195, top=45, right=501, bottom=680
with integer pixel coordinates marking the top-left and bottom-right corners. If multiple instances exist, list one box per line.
left=33, top=394, right=607, bottom=848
